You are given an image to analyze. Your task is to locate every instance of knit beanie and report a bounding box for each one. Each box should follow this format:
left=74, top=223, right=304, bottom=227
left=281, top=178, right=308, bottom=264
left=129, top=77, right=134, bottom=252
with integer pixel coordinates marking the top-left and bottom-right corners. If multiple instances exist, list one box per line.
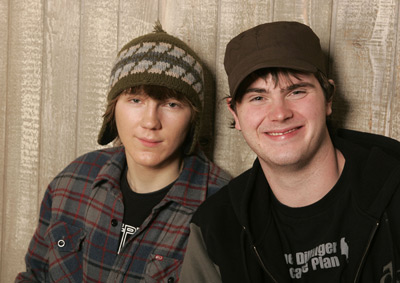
left=98, top=22, right=215, bottom=157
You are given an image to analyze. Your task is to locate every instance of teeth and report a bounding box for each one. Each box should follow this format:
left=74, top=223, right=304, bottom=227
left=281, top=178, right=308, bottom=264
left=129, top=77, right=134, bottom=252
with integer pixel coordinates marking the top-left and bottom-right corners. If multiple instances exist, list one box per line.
left=268, top=128, right=297, bottom=136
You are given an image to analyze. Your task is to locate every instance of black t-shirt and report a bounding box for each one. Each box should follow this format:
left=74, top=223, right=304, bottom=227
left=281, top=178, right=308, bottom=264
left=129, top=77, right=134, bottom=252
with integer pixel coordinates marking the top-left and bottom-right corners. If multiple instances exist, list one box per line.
left=117, top=166, right=172, bottom=254
left=270, top=163, right=353, bottom=281
left=271, top=156, right=362, bottom=282
left=263, top=140, right=394, bottom=282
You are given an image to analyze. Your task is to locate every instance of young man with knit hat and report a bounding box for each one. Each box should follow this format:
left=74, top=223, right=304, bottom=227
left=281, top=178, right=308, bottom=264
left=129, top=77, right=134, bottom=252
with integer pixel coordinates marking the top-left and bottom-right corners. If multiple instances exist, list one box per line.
left=16, top=23, right=230, bottom=282
left=180, top=21, right=400, bottom=282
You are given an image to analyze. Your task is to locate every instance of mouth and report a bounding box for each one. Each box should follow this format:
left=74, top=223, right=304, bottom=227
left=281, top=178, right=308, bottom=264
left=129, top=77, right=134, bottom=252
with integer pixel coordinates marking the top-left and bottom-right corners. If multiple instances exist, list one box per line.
left=138, top=137, right=162, bottom=147
left=266, top=127, right=301, bottom=136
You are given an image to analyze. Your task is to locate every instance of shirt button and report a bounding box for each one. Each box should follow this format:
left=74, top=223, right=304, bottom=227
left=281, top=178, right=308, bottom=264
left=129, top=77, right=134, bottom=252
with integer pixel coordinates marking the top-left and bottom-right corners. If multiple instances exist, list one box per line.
left=167, top=278, right=174, bottom=283
left=111, top=219, right=118, bottom=226
left=57, top=239, right=65, bottom=248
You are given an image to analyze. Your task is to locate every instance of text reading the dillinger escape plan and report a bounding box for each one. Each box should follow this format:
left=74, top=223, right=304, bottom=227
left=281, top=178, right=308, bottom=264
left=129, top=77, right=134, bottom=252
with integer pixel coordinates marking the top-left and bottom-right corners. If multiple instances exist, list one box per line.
left=284, top=237, right=349, bottom=279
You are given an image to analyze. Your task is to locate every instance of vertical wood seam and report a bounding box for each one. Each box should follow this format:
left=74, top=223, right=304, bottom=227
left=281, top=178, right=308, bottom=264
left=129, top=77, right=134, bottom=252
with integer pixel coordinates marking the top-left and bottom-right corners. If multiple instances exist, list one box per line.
left=75, top=0, right=84, bottom=158
left=386, top=0, right=400, bottom=137
left=328, top=0, right=338, bottom=77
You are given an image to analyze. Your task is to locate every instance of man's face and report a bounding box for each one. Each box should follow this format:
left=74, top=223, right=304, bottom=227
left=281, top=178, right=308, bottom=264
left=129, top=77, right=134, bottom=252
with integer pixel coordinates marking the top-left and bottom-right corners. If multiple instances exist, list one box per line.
left=228, top=72, right=333, bottom=171
left=115, top=89, right=192, bottom=170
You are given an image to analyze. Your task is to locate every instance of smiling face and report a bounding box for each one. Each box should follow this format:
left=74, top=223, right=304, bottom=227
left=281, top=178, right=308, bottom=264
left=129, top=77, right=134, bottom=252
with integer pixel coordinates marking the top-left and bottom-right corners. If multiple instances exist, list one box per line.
left=228, top=71, right=334, bottom=171
left=115, top=87, right=193, bottom=171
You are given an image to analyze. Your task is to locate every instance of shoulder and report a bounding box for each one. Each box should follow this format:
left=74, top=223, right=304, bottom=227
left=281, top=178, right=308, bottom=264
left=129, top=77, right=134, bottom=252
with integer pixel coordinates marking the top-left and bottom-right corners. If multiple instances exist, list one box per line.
left=192, top=166, right=254, bottom=226
left=205, top=161, right=231, bottom=196
left=61, top=146, right=124, bottom=173
left=71, top=146, right=124, bottom=166
left=335, top=128, right=400, bottom=161
left=335, top=130, right=400, bottom=213
left=50, top=146, right=125, bottom=189
left=186, top=150, right=231, bottom=197
left=191, top=184, right=239, bottom=237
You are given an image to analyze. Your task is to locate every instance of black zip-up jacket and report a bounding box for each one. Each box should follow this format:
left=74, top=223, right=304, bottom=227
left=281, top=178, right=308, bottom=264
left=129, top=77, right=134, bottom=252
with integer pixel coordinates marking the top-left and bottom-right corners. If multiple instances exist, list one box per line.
left=180, top=129, right=400, bottom=282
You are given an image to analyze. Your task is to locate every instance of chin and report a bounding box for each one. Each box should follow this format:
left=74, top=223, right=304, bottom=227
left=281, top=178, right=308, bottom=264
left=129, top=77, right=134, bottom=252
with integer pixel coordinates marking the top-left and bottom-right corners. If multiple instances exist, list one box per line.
left=260, top=152, right=303, bottom=168
left=132, top=154, right=162, bottom=166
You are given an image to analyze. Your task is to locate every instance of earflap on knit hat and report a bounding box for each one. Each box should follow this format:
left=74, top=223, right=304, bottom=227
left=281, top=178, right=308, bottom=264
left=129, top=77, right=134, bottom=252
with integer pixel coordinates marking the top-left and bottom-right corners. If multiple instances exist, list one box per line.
left=196, top=63, right=216, bottom=159
left=98, top=22, right=215, bottom=158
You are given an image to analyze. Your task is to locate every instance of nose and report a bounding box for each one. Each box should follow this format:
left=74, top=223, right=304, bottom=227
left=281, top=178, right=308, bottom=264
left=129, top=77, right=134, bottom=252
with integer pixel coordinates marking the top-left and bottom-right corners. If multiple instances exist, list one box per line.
left=267, top=99, right=293, bottom=121
left=140, top=103, right=161, bottom=130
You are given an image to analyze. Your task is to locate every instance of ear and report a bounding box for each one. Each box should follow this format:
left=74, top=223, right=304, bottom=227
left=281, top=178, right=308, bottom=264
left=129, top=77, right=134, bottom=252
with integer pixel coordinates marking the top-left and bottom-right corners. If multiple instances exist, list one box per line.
left=226, top=98, right=242, bottom=130
left=326, top=79, right=335, bottom=116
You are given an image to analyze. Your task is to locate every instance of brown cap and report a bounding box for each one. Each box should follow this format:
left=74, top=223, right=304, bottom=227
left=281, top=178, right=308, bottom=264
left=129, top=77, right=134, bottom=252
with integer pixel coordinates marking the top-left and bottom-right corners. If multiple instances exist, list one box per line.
left=224, top=21, right=326, bottom=98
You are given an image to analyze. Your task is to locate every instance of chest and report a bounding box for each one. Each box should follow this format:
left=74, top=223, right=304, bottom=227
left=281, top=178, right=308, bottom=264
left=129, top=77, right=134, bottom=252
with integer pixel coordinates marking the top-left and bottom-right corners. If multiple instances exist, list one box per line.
left=48, top=186, right=193, bottom=282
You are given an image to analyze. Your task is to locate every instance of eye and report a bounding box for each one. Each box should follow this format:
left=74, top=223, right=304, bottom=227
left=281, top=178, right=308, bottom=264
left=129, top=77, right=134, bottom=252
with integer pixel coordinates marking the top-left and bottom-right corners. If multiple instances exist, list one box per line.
left=249, top=96, right=265, bottom=102
left=130, top=98, right=141, bottom=103
left=167, top=102, right=179, bottom=108
left=288, top=90, right=307, bottom=99
left=125, top=94, right=142, bottom=103
left=165, top=99, right=183, bottom=108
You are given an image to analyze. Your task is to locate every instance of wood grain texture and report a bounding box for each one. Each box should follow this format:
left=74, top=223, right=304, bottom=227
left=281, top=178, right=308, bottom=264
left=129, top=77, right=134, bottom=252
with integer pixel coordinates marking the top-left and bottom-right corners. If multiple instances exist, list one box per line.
left=0, top=0, right=8, bottom=277
left=2, top=0, right=43, bottom=280
left=39, top=0, right=81, bottom=205
left=330, top=0, right=399, bottom=139
left=75, top=0, right=119, bottom=156
left=392, top=3, right=400, bottom=139
left=118, top=0, right=159, bottom=48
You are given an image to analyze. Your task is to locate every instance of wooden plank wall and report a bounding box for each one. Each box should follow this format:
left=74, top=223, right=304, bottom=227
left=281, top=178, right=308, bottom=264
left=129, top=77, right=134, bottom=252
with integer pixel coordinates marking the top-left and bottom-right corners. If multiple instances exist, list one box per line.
left=1, top=0, right=399, bottom=281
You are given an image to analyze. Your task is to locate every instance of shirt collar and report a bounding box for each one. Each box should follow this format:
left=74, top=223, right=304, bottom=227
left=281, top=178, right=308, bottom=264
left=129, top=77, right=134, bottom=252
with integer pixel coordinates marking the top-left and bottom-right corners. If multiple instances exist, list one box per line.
left=93, top=147, right=210, bottom=211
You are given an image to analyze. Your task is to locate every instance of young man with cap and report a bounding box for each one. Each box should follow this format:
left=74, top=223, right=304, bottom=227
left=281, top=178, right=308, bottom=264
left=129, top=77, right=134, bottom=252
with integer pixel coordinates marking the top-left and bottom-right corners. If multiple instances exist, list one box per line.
left=180, top=21, right=400, bottom=282
left=16, top=23, right=230, bottom=282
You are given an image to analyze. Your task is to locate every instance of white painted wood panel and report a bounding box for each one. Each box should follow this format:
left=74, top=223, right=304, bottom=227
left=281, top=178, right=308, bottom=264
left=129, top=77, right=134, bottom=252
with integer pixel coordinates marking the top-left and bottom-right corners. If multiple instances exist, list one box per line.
left=118, top=0, right=159, bottom=48
left=0, top=0, right=9, bottom=277
left=75, top=0, right=120, bottom=156
left=2, top=0, right=43, bottom=280
left=330, top=0, right=399, bottom=137
left=39, top=0, right=81, bottom=206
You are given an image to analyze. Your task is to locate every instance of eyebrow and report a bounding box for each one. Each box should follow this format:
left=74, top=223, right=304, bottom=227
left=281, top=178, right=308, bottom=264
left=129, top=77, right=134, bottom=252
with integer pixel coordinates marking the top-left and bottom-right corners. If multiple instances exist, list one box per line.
left=244, top=87, right=267, bottom=94
left=245, top=82, right=316, bottom=94
left=283, top=82, right=315, bottom=92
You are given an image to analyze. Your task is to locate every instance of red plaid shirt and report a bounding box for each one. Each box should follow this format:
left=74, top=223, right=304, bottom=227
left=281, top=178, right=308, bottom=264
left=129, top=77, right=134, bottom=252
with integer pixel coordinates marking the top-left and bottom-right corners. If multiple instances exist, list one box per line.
left=16, top=147, right=230, bottom=282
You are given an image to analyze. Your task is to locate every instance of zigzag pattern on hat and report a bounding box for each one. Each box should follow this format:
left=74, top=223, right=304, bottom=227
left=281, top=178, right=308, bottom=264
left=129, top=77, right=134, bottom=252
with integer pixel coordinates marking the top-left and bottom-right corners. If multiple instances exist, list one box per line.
left=109, top=41, right=204, bottom=101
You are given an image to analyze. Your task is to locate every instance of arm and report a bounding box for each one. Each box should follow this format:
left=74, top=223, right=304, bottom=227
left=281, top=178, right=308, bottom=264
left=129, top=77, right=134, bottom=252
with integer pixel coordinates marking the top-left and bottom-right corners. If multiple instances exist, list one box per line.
left=15, top=187, right=53, bottom=282
left=180, top=223, right=222, bottom=283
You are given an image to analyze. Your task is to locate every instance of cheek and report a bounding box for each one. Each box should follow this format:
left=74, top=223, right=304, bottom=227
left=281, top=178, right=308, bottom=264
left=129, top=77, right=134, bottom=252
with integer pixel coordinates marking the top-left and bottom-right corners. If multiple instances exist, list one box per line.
left=237, top=107, right=264, bottom=131
left=114, top=106, right=124, bottom=132
left=298, top=98, right=329, bottom=120
left=166, top=112, right=192, bottom=139
left=115, top=105, right=138, bottom=138
left=177, top=117, right=192, bottom=139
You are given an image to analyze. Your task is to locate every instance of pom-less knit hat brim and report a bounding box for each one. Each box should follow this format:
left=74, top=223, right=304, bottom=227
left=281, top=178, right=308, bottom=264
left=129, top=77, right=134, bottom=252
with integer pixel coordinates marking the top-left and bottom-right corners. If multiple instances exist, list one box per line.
left=97, top=22, right=215, bottom=158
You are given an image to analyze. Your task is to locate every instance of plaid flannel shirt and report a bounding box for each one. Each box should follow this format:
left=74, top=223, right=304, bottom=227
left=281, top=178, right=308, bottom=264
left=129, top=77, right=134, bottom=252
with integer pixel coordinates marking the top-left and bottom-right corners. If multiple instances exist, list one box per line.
left=16, top=146, right=230, bottom=282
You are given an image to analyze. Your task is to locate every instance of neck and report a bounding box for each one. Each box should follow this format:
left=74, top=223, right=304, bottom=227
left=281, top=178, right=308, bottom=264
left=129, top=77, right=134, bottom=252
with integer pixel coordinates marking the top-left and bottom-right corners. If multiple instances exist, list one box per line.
left=261, top=146, right=345, bottom=208
left=126, top=157, right=183, bottom=194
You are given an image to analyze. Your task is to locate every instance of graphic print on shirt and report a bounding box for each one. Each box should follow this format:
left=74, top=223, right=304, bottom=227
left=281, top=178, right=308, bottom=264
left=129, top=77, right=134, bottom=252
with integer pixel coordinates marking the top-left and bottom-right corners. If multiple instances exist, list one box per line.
left=284, top=237, right=349, bottom=279
left=118, top=223, right=139, bottom=254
